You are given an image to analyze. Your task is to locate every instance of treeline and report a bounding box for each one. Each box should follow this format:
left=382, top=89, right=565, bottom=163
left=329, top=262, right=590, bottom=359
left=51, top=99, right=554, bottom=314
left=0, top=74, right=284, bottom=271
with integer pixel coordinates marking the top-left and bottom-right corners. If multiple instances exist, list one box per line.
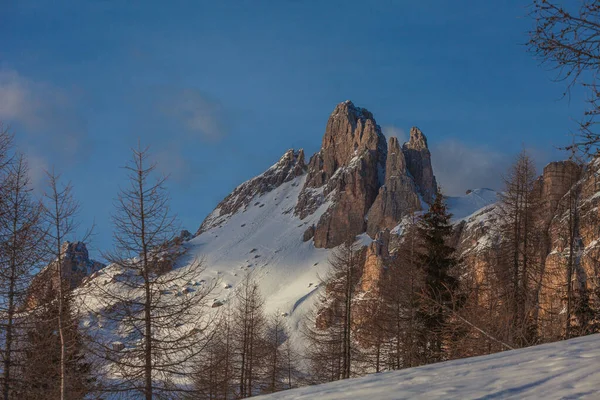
left=303, top=189, right=464, bottom=380
left=303, top=149, right=600, bottom=384
left=0, top=125, right=94, bottom=399
left=0, top=126, right=305, bottom=400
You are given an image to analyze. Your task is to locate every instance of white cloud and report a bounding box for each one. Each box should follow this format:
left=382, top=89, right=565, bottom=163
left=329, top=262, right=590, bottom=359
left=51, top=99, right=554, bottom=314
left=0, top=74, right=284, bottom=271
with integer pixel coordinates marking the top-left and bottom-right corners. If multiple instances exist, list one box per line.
left=26, top=152, right=49, bottom=194
left=431, top=139, right=509, bottom=196
left=0, top=69, right=39, bottom=126
left=382, top=125, right=407, bottom=143
left=152, top=144, right=193, bottom=185
left=0, top=68, right=87, bottom=159
left=158, top=88, right=226, bottom=141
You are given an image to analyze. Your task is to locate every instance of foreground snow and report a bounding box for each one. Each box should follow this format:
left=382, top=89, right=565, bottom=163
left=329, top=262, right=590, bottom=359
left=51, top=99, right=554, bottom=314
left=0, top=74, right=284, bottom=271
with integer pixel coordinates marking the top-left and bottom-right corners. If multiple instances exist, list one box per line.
left=258, top=334, right=600, bottom=399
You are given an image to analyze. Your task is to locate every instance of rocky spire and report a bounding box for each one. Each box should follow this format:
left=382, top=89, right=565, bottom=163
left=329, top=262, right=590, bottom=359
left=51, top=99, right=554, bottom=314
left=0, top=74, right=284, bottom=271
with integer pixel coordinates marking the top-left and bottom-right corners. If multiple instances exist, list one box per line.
left=296, top=100, right=387, bottom=248
left=402, top=127, right=438, bottom=204
left=303, top=100, right=387, bottom=189
left=366, top=136, right=421, bottom=236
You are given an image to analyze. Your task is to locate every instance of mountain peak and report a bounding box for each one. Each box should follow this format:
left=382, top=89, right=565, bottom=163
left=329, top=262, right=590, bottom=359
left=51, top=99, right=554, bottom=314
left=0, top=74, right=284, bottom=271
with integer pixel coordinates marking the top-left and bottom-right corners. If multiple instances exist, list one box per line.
left=406, top=126, right=429, bottom=150
left=295, top=101, right=388, bottom=247
left=402, top=127, right=437, bottom=203
left=332, top=100, right=375, bottom=123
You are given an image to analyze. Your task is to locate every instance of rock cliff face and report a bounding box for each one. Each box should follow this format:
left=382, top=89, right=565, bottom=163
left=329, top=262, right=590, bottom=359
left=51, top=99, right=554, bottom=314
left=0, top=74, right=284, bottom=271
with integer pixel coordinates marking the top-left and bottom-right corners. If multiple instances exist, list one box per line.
left=27, top=241, right=104, bottom=308
left=295, top=101, right=388, bottom=248
left=293, top=101, right=435, bottom=248
left=447, top=159, right=597, bottom=340
left=539, top=160, right=598, bottom=338
left=540, top=161, right=582, bottom=216
left=366, top=137, right=421, bottom=237
left=402, top=127, right=438, bottom=204
left=198, top=100, right=438, bottom=249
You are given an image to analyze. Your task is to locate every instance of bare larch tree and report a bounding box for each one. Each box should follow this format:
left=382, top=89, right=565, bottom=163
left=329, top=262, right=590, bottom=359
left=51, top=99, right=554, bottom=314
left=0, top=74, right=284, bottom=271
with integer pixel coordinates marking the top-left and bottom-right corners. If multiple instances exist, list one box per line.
left=529, top=0, right=600, bottom=154
left=0, top=154, right=45, bottom=399
left=89, top=144, right=216, bottom=399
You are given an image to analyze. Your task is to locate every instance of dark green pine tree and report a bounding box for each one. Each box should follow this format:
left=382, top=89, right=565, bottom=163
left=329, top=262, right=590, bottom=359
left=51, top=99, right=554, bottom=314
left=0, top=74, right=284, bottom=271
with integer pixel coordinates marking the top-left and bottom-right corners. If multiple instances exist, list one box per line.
left=416, top=190, right=460, bottom=363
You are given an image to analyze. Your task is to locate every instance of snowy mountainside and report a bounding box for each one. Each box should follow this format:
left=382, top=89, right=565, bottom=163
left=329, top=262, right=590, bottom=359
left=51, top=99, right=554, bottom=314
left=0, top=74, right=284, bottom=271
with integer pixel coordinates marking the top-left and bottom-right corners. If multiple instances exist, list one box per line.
left=186, top=172, right=333, bottom=332
left=182, top=166, right=497, bottom=336
left=113, top=152, right=496, bottom=344
left=446, top=188, right=498, bottom=221
left=256, top=333, right=600, bottom=399
left=178, top=179, right=496, bottom=340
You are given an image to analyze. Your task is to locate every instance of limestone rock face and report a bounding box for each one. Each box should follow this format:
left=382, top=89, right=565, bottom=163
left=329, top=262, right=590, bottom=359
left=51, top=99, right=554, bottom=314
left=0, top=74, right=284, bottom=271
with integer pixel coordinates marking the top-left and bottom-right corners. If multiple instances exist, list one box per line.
left=197, top=148, right=306, bottom=234
left=296, top=101, right=387, bottom=248
left=197, top=101, right=440, bottom=250
left=402, top=127, right=438, bottom=204
left=360, top=230, right=390, bottom=293
left=27, top=242, right=104, bottom=308
left=366, top=136, right=421, bottom=237
left=538, top=160, right=598, bottom=337
left=540, top=161, right=582, bottom=215
left=311, top=149, right=383, bottom=248
left=304, top=100, right=386, bottom=190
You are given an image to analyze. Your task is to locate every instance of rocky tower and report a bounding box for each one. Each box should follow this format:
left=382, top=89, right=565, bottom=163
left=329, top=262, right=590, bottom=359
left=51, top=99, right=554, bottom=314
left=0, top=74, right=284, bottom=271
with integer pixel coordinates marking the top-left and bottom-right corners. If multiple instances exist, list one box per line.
left=540, top=161, right=582, bottom=215
left=292, top=102, right=440, bottom=248
left=295, top=100, right=388, bottom=248
left=403, top=127, right=438, bottom=203
left=366, top=136, right=421, bottom=237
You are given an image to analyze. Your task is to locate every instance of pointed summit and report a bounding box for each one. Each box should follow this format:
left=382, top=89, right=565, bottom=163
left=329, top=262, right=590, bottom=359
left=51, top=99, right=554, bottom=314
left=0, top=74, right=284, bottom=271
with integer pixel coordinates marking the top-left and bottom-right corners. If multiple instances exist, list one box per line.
left=405, top=126, right=428, bottom=150
left=304, top=100, right=386, bottom=188
left=402, top=127, right=437, bottom=204
left=295, top=100, right=387, bottom=247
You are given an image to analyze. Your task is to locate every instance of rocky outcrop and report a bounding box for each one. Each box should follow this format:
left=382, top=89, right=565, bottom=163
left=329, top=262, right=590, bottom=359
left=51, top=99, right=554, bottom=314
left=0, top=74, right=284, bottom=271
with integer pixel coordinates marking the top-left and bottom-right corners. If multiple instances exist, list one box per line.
left=197, top=149, right=306, bottom=234
left=538, top=160, right=598, bottom=338
left=366, top=137, right=421, bottom=237
left=296, top=101, right=388, bottom=248
left=27, top=242, right=104, bottom=308
left=360, top=230, right=390, bottom=293
left=402, top=127, right=437, bottom=204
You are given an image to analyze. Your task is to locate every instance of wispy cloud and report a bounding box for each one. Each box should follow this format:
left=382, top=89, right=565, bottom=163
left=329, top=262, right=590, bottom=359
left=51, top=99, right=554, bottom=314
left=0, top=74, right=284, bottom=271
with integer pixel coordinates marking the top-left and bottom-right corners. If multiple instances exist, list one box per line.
left=157, top=88, right=226, bottom=142
left=0, top=68, right=88, bottom=163
left=382, top=125, right=407, bottom=143
left=152, top=143, right=194, bottom=186
left=431, top=139, right=509, bottom=196
left=26, top=152, right=50, bottom=194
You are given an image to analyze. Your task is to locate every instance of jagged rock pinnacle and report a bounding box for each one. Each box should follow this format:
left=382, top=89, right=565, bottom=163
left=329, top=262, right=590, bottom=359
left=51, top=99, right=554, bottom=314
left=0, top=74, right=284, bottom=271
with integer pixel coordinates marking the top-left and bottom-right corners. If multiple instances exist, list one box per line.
left=405, top=126, right=428, bottom=149
left=402, top=126, right=437, bottom=204
left=295, top=101, right=387, bottom=248
left=366, top=136, right=421, bottom=236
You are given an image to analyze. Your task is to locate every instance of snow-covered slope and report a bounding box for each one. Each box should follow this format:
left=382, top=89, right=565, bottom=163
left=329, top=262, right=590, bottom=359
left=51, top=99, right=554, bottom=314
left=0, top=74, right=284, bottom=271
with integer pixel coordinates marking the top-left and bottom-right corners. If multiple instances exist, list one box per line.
left=446, top=188, right=498, bottom=221
left=180, top=179, right=496, bottom=340
left=184, top=173, right=333, bottom=336
left=257, top=334, right=600, bottom=399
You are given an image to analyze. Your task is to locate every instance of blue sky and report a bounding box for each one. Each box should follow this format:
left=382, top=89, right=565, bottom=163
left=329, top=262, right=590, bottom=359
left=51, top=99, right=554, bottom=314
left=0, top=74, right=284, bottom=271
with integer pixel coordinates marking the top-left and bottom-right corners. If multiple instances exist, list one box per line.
left=0, top=1, right=587, bottom=258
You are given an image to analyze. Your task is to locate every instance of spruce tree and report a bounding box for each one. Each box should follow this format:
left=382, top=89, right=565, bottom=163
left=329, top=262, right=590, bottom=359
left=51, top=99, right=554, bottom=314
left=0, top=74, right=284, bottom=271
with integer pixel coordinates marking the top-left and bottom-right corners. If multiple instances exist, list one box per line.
left=415, top=190, right=460, bottom=363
